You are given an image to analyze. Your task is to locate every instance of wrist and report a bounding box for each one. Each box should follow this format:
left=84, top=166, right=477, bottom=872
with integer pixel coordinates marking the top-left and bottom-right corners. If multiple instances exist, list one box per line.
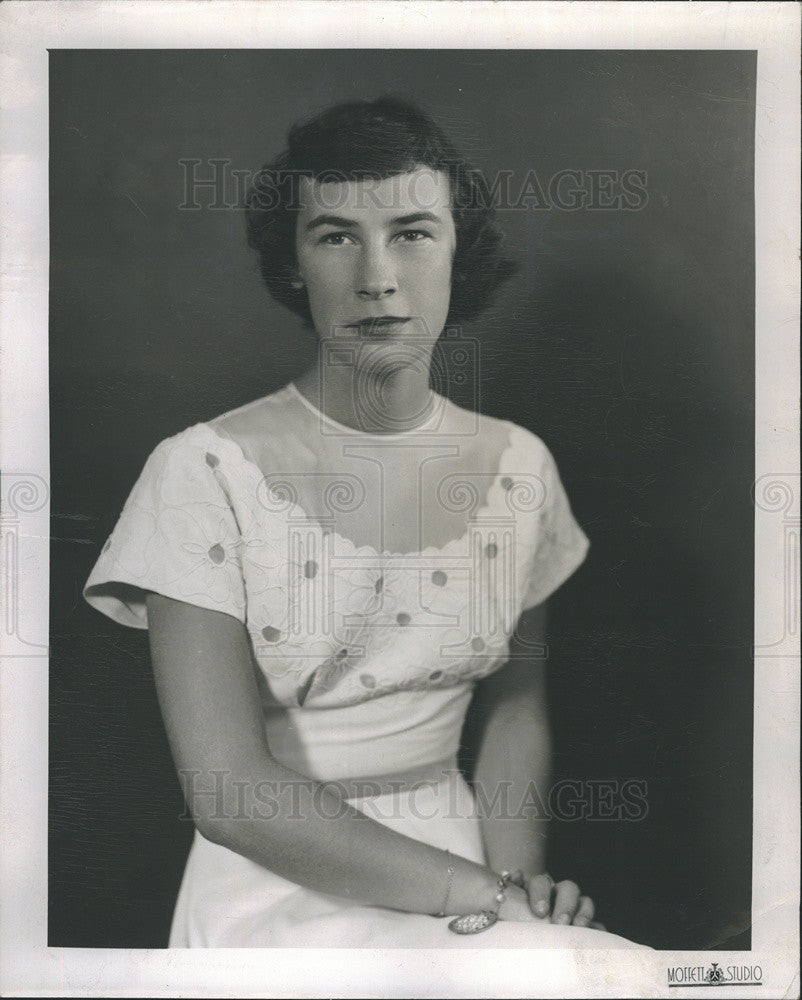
left=497, top=883, right=535, bottom=921
left=435, top=854, right=540, bottom=930
left=443, top=860, right=502, bottom=917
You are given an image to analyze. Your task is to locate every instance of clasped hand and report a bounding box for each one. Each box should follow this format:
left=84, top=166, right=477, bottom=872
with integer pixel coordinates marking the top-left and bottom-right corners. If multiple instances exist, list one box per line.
left=499, top=871, right=605, bottom=929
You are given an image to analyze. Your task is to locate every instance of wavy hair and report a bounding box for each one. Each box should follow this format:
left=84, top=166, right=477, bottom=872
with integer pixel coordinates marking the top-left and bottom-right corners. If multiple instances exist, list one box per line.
left=244, top=96, right=518, bottom=326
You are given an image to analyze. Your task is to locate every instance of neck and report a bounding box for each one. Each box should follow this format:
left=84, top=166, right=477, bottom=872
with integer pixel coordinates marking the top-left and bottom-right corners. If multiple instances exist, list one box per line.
left=293, top=363, right=435, bottom=434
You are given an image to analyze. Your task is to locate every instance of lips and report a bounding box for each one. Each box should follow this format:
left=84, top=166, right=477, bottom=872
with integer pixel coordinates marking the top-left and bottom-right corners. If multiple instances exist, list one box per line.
left=348, top=316, right=411, bottom=338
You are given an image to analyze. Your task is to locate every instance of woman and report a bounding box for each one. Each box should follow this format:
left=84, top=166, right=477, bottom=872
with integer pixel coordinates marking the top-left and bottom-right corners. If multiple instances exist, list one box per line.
left=84, top=97, right=643, bottom=949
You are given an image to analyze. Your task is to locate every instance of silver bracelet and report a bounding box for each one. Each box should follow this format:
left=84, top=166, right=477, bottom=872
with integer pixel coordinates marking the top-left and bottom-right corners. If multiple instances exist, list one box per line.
left=437, top=849, right=456, bottom=917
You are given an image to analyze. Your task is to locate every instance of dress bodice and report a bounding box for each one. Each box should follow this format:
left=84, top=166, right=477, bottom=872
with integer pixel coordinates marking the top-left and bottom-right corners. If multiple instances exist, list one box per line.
left=84, top=385, right=589, bottom=781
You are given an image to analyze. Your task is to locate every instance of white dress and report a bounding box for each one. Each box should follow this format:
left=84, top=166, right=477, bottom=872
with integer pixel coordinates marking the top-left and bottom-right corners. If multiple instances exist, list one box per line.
left=83, top=383, right=644, bottom=951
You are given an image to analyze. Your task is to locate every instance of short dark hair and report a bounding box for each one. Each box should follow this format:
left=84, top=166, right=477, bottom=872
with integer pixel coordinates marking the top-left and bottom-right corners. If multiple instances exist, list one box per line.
left=244, top=96, right=518, bottom=326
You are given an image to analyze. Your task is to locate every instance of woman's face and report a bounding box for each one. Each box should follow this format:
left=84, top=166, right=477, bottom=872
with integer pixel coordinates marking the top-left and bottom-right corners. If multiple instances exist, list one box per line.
left=295, top=167, right=457, bottom=369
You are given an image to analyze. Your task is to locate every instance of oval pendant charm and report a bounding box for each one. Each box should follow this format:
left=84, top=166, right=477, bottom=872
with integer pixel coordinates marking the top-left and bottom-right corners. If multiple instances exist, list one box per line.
left=448, top=910, right=499, bottom=935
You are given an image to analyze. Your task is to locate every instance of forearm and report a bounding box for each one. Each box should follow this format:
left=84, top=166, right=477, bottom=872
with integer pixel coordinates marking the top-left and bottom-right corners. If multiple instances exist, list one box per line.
left=147, top=591, right=525, bottom=921
left=474, top=700, right=552, bottom=877
left=190, top=754, right=500, bottom=917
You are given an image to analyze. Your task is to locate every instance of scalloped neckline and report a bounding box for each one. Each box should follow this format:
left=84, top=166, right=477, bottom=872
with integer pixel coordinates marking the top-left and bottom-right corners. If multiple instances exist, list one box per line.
left=195, top=420, right=525, bottom=560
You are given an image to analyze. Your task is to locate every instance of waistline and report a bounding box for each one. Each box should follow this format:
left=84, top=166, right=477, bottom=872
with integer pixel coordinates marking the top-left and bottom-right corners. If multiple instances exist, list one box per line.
left=323, top=755, right=461, bottom=800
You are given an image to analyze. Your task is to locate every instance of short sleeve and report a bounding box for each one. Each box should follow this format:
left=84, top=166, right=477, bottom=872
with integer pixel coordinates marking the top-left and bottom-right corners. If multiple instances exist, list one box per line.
left=520, top=440, right=590, bottom=611
left=83, top=428, right=246, bottom=629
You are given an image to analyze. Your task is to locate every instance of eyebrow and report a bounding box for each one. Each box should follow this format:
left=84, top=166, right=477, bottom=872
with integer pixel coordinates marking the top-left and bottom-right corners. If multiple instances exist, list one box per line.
left=304, top=211, right=445, bottom=232
left=392, top=212, right=444, bottom=227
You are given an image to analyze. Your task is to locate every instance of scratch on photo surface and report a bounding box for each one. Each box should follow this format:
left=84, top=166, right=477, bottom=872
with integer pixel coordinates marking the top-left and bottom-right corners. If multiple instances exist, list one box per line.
left=126, top=193, right=147, bottom=219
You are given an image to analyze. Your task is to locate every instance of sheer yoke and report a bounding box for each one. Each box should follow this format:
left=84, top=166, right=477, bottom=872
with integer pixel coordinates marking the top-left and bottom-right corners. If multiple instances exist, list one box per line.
left=209, top=383, right=514, bottom=557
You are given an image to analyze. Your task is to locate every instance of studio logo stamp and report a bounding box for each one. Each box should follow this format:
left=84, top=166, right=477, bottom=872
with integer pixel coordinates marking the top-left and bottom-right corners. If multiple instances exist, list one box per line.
left=667, top=962, right=762, bottom=988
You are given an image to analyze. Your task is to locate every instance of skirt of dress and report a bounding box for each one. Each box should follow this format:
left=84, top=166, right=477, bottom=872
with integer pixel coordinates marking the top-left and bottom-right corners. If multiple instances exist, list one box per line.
left=168, top=768, right=646, bottom=951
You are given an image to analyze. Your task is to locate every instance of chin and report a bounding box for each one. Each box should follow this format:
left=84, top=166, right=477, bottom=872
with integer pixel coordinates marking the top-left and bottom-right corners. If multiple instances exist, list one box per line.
left=353, top=340, right=434, bottom=377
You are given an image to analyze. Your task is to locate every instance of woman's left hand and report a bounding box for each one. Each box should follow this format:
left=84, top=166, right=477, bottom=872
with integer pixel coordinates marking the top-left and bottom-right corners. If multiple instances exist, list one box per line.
left=525, top=872, right=602, bottom=928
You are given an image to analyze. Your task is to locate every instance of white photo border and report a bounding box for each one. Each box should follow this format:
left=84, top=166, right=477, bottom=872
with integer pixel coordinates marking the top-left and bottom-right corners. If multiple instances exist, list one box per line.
left=0, top=2, right=799, bottom=997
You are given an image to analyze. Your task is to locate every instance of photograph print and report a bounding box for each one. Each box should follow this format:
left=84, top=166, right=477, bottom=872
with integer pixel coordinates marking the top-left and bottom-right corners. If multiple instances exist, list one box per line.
left=47, top=47, right=757, bottom=955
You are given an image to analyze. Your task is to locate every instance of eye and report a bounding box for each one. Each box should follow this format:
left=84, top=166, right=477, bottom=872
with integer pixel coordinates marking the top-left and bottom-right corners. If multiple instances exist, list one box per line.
left=394, top=229, right=431, bottom=243
left=318, top=231, right=355, bottom=246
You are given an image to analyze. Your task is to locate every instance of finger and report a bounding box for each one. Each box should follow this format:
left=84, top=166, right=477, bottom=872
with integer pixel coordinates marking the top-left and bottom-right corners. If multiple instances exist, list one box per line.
left=572, top=895, right=596, bottom=927
left=526, top=873, right=554, bottom=918
left=508, top=869, right=527, bottom=889
left=551, top=880, right=581, bottom=924
left=590, top=921, right=607, bottom=932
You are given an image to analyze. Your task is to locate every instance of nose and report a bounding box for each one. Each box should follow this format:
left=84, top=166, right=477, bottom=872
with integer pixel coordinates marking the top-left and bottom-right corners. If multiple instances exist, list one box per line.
left=356, top=243, right=397, bottom=299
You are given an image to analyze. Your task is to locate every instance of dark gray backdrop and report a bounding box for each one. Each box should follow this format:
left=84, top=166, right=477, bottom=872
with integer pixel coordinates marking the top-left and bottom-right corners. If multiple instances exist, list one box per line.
left=49, top=49, right=755, bottom=949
